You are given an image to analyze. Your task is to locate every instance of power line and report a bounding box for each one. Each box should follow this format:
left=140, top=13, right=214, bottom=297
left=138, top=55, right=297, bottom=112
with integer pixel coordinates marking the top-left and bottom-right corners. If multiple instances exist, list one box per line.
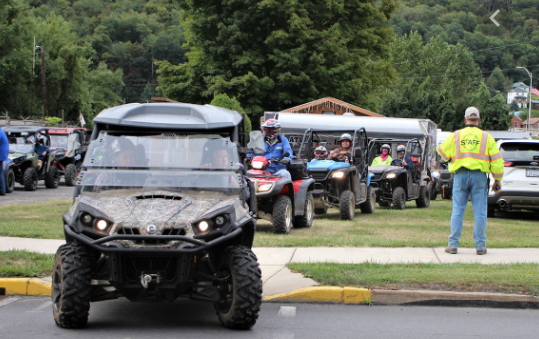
left=402, top=64, right=539, bottom=80
left=392, top=38, right=539, bottom=66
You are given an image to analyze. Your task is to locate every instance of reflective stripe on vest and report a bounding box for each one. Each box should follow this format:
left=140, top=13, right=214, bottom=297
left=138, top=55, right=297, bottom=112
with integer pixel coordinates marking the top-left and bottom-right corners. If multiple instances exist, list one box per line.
left=454, top=130, right=491, bottom=162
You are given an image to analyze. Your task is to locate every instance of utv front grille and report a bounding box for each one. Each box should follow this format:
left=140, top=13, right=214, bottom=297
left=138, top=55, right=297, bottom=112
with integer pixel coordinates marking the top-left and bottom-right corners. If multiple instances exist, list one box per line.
left=309, top=170, right=328, bottom=180
left=116, top=228, right=186, bottom=245
left=122, top=256, right=179, bottom=283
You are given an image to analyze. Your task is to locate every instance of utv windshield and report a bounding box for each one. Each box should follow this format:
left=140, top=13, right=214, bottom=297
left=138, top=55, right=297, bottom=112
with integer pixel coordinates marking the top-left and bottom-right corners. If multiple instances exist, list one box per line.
left=8, top=136, right=35, bottom=153
left=50, top=135, right=68, bottom=149
left=84, top=132, right=240, bottom=170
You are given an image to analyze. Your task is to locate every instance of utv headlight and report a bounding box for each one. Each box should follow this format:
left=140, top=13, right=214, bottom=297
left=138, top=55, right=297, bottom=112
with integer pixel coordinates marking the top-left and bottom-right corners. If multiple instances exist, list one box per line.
left=332, top=171, right=345, bottom=179
left=385, top=173, right=397, bottom=179
left=198, top=221, right=210, bottom=233
left=96, top=219, right=109, bottom=231
left=431, top=171, right=440, bottom=178
left=215, top=216, right=225, bottom=226
left=81, top=213, right=93, bottom=226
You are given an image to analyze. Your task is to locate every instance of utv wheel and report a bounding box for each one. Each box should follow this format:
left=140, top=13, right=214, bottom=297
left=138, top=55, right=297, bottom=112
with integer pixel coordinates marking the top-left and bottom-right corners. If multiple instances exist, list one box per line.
left=272, top=195, right=293, bottom=234
left=64, top=164, right=78, bottom=186
left=23, top=167, right=38, bottom=191
left=339, top=190, right=355, bottom=220
left=392, top=187, right=406, bottom=210
left=428, top=181, right=437, bottom=201
left=45, top=166, right=60, bottom=189
left=52, top=243, right=92, bottom=328
left=294, top=191, right=314, bottom=228
left=5, top=169, right=15, bottom=193
left=416, top=185, right=430, bottom=208
left=359, top=186, right=376, bottom=214
left=214, top=246, right=262, bottom=330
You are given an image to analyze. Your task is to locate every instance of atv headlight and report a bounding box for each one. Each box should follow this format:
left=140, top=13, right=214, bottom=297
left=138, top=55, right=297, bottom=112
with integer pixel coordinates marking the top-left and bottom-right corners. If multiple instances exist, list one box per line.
left=431, top=171, right=440, bottom=178
left=385, top=173, right=397, bottom=179
left=332, top=171, right=345, bottom=179
left=257, top=181, right=274, bottom=192
left=252, top=160, right=265, bottom=169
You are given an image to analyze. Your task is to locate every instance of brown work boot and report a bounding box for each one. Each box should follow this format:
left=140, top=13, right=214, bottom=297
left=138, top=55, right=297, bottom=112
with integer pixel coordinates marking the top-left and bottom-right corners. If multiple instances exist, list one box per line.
left=476, top=248, right=487, bottom=255
left=444, top=247, right=457, bottom=254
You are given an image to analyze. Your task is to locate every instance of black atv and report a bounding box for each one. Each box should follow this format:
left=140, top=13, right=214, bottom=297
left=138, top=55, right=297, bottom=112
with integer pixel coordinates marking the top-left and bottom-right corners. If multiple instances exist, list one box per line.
left=53, top=103, right=262, bottom=330
left=4, top=126, right=61, bottom=191
left=368, top=138, right=431, bottom=209
left=430, top=156, right=453, bottom=200
left=296, top=129, right=375, bottom=220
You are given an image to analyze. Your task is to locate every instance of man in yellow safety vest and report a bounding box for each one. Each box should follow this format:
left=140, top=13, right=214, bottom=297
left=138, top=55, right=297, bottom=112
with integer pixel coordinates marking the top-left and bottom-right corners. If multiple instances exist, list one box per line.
left=436, top=107, right=503, bottom=255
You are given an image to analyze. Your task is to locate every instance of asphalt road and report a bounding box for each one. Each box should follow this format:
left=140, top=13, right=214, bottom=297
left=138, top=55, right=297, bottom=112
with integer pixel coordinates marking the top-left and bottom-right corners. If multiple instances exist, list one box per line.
left=0, top=180, right=74, bottom=205
left=1, top=297, right=538, bottom=339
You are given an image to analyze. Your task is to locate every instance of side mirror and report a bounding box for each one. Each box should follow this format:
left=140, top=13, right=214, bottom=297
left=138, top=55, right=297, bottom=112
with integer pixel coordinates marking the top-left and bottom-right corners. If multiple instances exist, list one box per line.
left=354, top=147, right=362, bottom=158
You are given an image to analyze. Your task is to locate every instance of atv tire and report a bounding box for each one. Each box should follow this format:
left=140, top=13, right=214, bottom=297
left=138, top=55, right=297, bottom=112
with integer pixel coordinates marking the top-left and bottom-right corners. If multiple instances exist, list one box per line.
left=392, top=187, right=406, bottom=210
left=64, top=164, right=78, bottom=186
left=214, top=246, right=262, bottom=330
left=428, top=181, right=437, bottom=201
left=23, top=167, right=38, bottom=191
left=294, top=191, right=314, bottom=228
left=416, top=185, right=430, bottom=208
left=339, top=190, right=355, bottom=220
left=359, top=186, right=376, bottom=214
left=5, top=169, right=15, bottom=193
left=45, top=166, right=60, bottom=189
left=52, top=243, right=92, bottom=328
left=272, top=195, right=293, bottom=234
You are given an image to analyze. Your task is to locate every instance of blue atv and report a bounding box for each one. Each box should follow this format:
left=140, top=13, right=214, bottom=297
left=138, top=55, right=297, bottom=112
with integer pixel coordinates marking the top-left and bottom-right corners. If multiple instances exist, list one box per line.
left=297, top=129, right=375, bottom=220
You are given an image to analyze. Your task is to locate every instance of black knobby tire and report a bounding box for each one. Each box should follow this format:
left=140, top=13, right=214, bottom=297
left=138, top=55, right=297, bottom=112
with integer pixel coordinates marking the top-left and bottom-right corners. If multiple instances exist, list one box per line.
left=23, top=167, right=38, bottom=191
left=416, top=185, right=430, bottom=208
left=339, top=190, right=355, bottom=220
left=294, top=191, right=314, bottom=228
left=52, top=243, right=92, bottom=328
left=5, top=169, right=15, bottom=193
left=214, top=246, right=262, bottom=330
left=392, top=187, right=406, bottom=210
left=64, top=164, right=78, bottom=187
left=359, top=186, right=376, bottom=214
left=45, top=166, right=60, bottom=189
left=272, top=195, right=293, bottom=234
left=428, top=181, right=437, bottom=201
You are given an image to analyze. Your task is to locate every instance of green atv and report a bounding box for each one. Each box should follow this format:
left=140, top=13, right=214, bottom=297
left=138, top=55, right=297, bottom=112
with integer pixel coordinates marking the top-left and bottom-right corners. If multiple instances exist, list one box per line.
left=4, top=126, right=61, bottom=191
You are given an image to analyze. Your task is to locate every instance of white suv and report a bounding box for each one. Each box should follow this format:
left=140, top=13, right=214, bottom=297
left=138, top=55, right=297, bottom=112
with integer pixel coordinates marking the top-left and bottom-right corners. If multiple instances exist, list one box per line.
left=487, top=139, right=539, bottom=217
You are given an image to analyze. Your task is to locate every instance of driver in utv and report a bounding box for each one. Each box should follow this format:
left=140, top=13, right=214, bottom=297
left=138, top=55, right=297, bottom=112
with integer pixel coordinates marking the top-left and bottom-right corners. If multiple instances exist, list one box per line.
left=328, top=133, right=353, bottom=162
left=392, top=144, right=416, bottom=171
left=311, top=146, right=328, bottom=162
left=257, top=119, right=293, bottom=180
left=371, top=144, right=393, bottom=166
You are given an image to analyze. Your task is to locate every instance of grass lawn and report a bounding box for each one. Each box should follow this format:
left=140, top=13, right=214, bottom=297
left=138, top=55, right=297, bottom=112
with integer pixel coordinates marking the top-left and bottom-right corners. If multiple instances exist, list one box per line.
left=0, top=250, right=55, bottom=277
left=288, top=262, right=539, bottom=296
left=254, top=200, right=539, bottom=248
left=0, top=199, right=70, bottom=239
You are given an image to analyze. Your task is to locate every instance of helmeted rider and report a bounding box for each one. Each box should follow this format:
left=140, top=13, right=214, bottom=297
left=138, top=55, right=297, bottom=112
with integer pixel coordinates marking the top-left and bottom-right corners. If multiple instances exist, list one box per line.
left=371, top=144, right=393, bottom=166
left=392, top=144, right=416, bottom=170
left=252, top=119, right=293, bottom=180
left=328, top=133, right=353, bottom=162
left=311, top=146, right=328, bottom=162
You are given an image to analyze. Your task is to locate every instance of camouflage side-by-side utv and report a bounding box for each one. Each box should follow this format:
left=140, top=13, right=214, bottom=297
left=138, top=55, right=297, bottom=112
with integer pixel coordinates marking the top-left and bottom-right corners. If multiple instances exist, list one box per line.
left=53, top=103, right=262, bottom=330
left=4, top=126, right=61, bottom=191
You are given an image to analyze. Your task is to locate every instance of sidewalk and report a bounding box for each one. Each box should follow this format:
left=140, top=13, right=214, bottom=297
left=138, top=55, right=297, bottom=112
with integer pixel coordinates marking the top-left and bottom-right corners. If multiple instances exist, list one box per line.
left=1, top=237, right=539, bottom=307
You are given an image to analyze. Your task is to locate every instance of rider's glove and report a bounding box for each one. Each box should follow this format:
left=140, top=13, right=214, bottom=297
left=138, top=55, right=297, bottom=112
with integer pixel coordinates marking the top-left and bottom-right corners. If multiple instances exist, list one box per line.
left=281, top=158, right=290, bottom=164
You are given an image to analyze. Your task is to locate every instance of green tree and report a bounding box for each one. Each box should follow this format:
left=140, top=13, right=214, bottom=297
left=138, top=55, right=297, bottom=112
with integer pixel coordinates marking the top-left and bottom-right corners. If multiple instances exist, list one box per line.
left=158, top=0, right=397, bottom=117
left=210, top=93, right=251, bottom=137
left=509, top=100, right=519, bottom=112
left=485, top=67, right=508, bottom=93
left=470, top=84, right=511, bottom=131
left=85, top=61, right=124, bottom=121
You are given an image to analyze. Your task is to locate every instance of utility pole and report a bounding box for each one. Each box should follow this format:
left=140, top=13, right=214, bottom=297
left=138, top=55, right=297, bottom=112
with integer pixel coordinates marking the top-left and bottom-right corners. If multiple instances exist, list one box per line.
left=37, top=45, right=48, bottom=119
left=30, top=37, right=36, bottom=117
left=516, top=67, right=533, bottom=132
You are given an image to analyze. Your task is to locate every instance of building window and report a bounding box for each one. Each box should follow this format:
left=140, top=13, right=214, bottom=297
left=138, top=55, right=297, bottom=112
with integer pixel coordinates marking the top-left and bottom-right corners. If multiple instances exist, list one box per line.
left=322, top=111, right=336, bottom=115
left=514, top=122, right=518, bottom=127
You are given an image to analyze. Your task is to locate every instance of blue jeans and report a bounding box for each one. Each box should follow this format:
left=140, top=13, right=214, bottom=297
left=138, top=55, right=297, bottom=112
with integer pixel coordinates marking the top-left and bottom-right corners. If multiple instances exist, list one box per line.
left=0, top=161, right=5, bottom=194
left=449, top=168, right=488, bottom=250
left=274, top=169, right=292, bottom=181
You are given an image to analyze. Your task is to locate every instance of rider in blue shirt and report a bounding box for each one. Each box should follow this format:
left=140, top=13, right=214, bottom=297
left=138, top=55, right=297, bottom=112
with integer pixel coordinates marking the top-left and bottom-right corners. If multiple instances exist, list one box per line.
left=256, top=119, right=293, bottom=180
left=35, top=139, right=50, bottom=171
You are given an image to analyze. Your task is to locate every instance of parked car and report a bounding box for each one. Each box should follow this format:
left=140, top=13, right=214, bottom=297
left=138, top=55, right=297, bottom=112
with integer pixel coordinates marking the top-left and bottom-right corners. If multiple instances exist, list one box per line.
left=487, top=139, right=539, bottom=216
left=53, top=103, right=261, bottom=330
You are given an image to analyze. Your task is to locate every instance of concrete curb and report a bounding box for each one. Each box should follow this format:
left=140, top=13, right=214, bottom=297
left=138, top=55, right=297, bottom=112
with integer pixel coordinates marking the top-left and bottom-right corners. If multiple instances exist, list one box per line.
left=0, top=278, right=51, bottom=297
left=263, top=286, right=372, bottom=304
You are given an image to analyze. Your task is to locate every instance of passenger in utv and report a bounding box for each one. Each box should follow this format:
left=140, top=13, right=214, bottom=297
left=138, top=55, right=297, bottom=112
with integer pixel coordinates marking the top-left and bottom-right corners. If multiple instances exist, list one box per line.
left=392, top=144, right=416, bottom=171
left=437, top=106, right=503, bottom=255
left=311, top=146, right=328, bottom=162
left=35, top=138, right=50, bottom=171
left=93, top=137, right=136, bottom=191
left=256, top=119, right=293, bottom=180
left=371, top=144, right=393, bottom=166
left=328, top=133, right=353, bottom=162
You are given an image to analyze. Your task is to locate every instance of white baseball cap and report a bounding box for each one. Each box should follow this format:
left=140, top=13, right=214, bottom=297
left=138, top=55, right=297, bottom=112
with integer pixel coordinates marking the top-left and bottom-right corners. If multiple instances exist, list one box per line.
left=464, top=107, right=480, bottom=120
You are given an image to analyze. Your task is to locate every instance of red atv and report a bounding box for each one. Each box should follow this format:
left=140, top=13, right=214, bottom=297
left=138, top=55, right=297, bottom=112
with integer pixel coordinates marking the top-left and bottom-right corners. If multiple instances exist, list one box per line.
left=247, top=153, right=315, bottom=234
